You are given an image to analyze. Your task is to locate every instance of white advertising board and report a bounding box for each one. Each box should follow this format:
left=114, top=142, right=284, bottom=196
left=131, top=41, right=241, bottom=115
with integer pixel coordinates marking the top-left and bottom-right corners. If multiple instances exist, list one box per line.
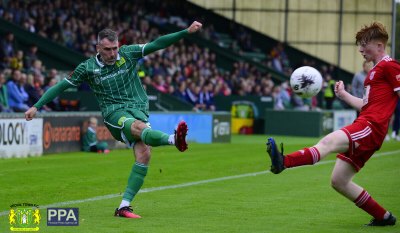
left=333, top=110, right=357, bottom=131
left=0, top=118, right=43, bottom=158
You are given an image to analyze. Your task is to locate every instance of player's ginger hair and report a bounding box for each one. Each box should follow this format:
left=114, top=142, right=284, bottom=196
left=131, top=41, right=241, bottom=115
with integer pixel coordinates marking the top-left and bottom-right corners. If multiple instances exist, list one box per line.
left=355, top=22, right=388, bottom=46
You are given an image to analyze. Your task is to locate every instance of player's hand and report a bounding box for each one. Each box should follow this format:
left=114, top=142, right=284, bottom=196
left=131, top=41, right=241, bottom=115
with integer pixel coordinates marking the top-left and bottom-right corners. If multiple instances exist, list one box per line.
left=25, top=106, right=38, bottom=121
left=187, top=21, right=202, bottom=33
left=334, top=80, right=346, bottom=99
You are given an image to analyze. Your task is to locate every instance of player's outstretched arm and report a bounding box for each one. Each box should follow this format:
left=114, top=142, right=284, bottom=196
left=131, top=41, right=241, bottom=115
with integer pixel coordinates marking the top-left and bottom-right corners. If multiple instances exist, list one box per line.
left=24, top=79, right=72, bottom=121
left=143, top=21, right=202, bottom=56
left=335, top=80, right=363, bottom=111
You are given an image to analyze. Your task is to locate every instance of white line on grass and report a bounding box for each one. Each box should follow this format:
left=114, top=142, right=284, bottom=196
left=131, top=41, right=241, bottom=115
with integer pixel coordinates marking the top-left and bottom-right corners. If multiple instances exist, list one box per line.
left=0, top=149, right=399, bottom=216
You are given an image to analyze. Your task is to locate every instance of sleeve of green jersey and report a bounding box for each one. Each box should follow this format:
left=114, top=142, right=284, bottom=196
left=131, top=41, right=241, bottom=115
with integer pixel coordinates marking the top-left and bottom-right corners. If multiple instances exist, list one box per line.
left=33, top=79, right=73, bottom=109
left=143, top=29, right=189, bottom=56
left=66, top=62, right=87, bottom=86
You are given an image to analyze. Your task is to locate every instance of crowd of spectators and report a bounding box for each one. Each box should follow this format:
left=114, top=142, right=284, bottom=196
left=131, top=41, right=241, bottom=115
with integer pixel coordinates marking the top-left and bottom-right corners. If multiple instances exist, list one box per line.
left=0, top=0, right=343, bottom=113
left=0, top=30, right=61, bottom=112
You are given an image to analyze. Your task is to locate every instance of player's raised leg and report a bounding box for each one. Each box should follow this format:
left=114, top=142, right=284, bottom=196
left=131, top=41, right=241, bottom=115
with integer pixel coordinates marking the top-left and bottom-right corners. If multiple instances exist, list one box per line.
left=134, top=120, right=188, bottom=152
left=266, top=130, right=348, bottom=174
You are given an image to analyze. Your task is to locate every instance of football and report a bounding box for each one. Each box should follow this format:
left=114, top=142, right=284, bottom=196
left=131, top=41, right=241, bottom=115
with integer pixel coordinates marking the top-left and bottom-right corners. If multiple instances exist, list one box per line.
left=290, top=66, right=323, bottom=98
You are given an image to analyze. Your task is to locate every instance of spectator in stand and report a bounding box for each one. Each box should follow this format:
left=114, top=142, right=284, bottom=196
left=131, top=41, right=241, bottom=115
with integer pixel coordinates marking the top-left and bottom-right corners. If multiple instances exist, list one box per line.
left=9, top=50, right=24, bottom=70
left=291, top=94, right=310, bottom=111
left=7, top=69, right=29, bottom=112
left=152, top=74, right=168, bottom=93
left=0, top=72, right=11, bottom=112
left=270, top=44, right=283, bottom=72
left=195, top=81, right=216, bottom=111
left=45, top=68, right=59, bottom=85
left=215, top=79, right=232, bottom=96
left=323, top=74, right=336, bottom=109
left=259, top=75, right=274, bottom=97
left=164, top=75, right=175, bottom=94
left=24, top=73, right=41, bottom=107
left=272, top=82, right=291, bottom=110
left=152, top=62, right=167, bottom=77
left=29, top=59, right=44, bottom=75
left=173, top=81, right=188, bottom=102
left=22, top=17, right=36, bottom=33
left=1, top=31, right=16, bottom=60
left=272, top=85, right=285, bottom=110
left=43, top=77, right=57, bottom=92
left=0, top=0, right=287, bottom=102
left=26, top=72, right=58, bottom=111
left=351, top=61, right=372, bottom=99
left=24, top=44, right=39, bottom=71
left=82, top=117, right=110, bottom=154
left=185, top=81, right=198, bottom=106
left=140, top=76, right=152, bottom=91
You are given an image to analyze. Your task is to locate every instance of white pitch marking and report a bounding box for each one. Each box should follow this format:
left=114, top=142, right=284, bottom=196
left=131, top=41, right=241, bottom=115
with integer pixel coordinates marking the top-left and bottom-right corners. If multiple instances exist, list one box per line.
left=0, top=149, right=399, bottom=216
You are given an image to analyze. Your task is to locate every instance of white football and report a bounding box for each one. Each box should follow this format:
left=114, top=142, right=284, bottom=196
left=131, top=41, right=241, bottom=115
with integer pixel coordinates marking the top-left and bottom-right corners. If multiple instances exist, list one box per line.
left=290, top=66, right=323, bottom=98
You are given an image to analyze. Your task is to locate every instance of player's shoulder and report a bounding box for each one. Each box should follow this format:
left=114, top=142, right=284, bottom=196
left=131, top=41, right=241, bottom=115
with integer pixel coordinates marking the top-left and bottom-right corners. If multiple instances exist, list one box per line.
left=77, top=56, right=97, bottom=69
left=379, top=56, right=399, bottom=67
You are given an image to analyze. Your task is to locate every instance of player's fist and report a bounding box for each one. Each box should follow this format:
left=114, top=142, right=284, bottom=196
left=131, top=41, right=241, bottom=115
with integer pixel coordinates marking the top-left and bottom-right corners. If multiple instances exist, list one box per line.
left=334, top=81, right=345, bottom=99
left=187, top=21, right=202, bottom=33
left=25, top=106, right=37, bottom=121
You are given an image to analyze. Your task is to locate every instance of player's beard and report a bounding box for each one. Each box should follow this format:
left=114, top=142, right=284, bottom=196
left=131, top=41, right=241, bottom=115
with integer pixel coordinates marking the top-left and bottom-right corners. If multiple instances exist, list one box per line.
left=104, top=57, right=116, bottom=65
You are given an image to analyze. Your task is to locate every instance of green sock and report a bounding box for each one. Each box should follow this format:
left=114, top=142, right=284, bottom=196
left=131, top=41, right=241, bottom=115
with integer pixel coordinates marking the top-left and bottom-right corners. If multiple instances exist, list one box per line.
left=122, top=162, right=148, bottom=202
left=140, top=128, right=170, bottom=146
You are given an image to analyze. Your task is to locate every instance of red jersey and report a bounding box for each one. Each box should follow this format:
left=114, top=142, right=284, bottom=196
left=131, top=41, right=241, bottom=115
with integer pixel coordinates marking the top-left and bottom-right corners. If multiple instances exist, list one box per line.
left=358, top=55, right=400, bottom=135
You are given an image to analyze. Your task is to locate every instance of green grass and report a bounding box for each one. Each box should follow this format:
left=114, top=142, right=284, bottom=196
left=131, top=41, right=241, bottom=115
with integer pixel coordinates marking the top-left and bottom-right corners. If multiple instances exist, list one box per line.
left=0, top=135, right=399, bottom=233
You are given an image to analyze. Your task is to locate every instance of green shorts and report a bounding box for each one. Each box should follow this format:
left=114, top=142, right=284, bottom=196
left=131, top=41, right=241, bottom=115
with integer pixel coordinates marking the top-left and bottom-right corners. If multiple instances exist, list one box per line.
left=104, top=109, right=150, bottom=147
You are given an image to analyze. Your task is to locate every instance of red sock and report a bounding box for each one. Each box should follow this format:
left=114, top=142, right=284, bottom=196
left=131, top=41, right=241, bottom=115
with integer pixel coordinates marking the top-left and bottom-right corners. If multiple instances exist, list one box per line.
left=354, top=190, right=387, bottom=220
left=284, top=147, right=320, bottom=168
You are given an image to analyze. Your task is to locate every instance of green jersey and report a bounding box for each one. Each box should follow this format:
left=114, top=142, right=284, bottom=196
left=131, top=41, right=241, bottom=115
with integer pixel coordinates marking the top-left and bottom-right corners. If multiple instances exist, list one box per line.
left=34, top=29, right=189, bottom=117
left=66, top=45, right=148, bottom=118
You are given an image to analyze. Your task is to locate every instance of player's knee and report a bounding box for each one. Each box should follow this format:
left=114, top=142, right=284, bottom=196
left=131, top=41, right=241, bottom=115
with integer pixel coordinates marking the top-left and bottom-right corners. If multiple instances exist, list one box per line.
left=130, top=120, right=148, bottom=137
left=330, top=175, right=346, bottom=192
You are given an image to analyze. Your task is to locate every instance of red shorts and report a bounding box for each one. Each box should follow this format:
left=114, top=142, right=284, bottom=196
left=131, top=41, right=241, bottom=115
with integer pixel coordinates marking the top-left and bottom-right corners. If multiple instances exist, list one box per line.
left=337, top=119, right=385, bottom=172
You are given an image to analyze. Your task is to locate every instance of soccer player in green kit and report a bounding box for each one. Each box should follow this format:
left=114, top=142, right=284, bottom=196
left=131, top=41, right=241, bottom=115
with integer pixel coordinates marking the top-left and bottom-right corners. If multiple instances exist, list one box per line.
left=25, top=21, right=203, bottom=218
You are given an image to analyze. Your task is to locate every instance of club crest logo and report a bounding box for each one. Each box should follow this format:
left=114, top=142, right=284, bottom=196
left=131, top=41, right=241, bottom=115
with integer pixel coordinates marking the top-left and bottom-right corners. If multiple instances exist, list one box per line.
left=396, top=74, right=400, bottom=82
left=118, top=116, right=127, bottom=126
left=116, top=57, right=126, bottom=67
left=369, top=71, right=376, bottom=80
left=9, top=203, right=40, bottom=231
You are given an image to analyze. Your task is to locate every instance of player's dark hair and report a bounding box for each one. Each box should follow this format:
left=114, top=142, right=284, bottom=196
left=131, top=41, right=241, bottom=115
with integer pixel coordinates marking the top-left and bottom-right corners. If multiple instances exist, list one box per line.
left=355, top=22, right=388, bottom=46
left=97, top=29, right=118, bottom=44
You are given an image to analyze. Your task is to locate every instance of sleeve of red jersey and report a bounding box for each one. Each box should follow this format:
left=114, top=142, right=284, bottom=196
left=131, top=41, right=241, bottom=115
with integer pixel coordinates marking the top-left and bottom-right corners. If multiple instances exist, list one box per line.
left=384, top=61, right=400, bottom=92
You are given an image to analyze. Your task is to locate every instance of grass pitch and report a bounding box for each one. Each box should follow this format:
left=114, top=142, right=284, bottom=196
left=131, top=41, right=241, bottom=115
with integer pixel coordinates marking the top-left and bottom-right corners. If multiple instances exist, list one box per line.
left=0, top=135, right=399, bottom=233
